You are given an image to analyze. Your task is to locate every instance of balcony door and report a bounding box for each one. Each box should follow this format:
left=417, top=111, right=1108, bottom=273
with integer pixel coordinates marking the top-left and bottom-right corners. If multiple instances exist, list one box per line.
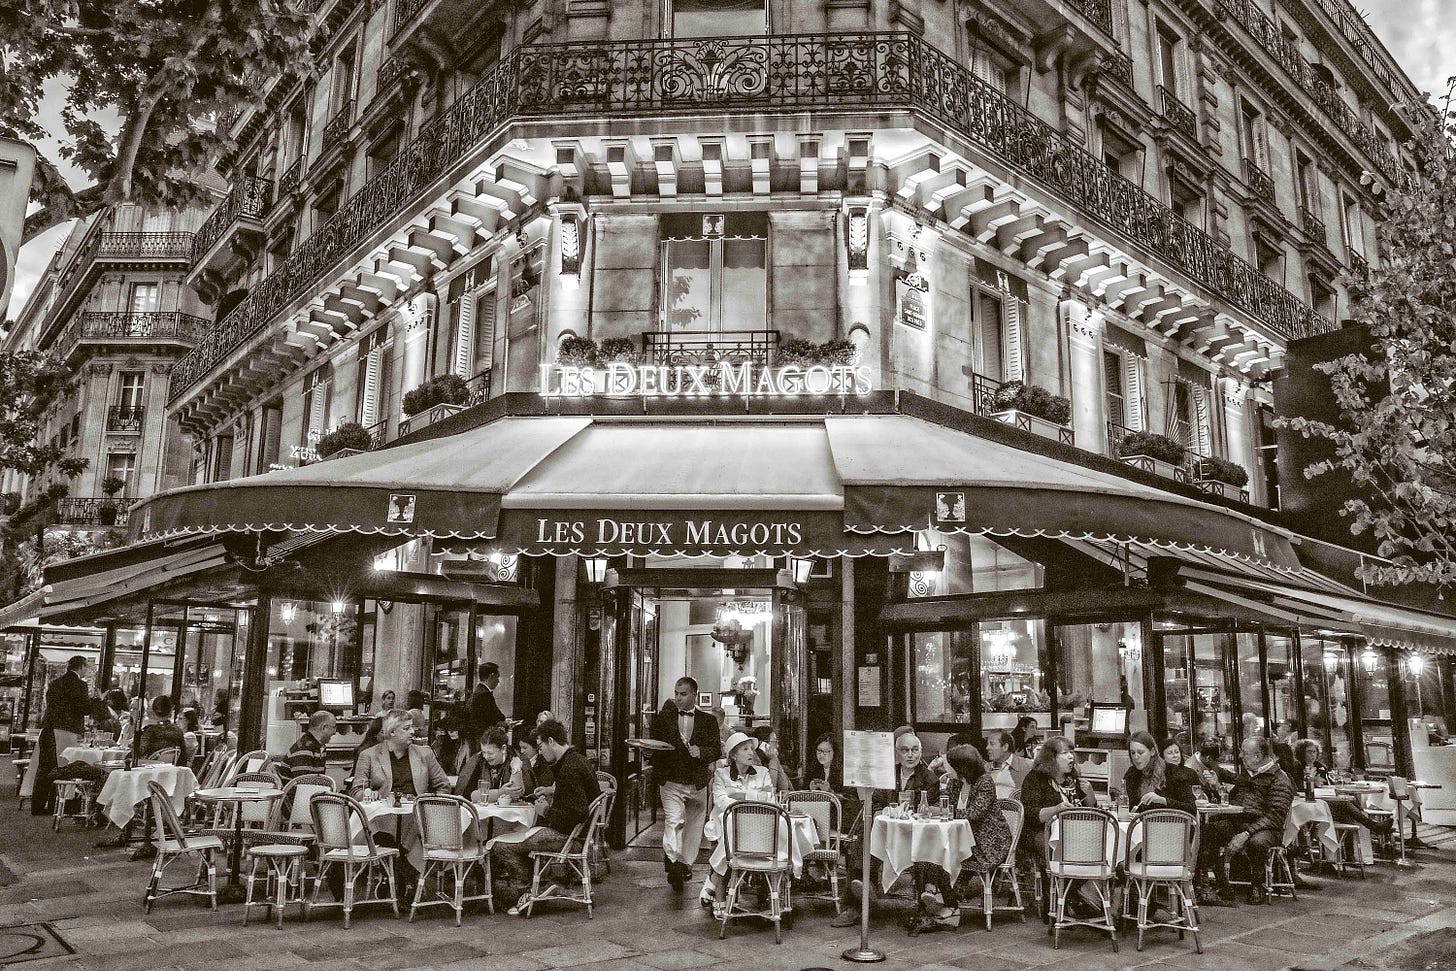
left=659, top=212, right=766, bottom=340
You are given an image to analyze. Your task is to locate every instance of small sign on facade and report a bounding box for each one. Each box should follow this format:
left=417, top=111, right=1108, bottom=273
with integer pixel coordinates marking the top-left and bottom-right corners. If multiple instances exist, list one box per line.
left=935, top=491, right=966, bottom=524
left=387, top=493, right=416, bottom=524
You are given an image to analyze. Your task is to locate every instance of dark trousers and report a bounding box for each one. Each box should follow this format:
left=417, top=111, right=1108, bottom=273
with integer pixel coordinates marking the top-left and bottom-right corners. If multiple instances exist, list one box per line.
left=1200, top=819, right=1276, bottom=889
left=491, top=827, right=569, bottom=890
left=912, top=863, right=960, bottom=910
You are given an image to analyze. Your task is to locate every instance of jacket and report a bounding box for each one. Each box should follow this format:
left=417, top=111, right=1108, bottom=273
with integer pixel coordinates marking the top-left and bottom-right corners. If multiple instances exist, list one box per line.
left=1230, top=758, right=1295, bottom=840
left=453, top=751, right=524, bottom=799
left=987, top=754, right=1034, bottom=797
left=136, top=722, right=191, bottom=763
left=705, top=762, right=774, bottom=841
left=350, top=742, right=450, bottom=798
left=43, top=672, right=91, bottom=735
left=650, top=703, right=722, bottom=789
left=541, top=747, right=601, bottom=835
left=468, top=685, right=506, bottom=735
left=1018, top=766, right=1096, bottom=848
left=871, top=762, right=937, bottom=814
left=1121, top=762, right=1198, bottom=815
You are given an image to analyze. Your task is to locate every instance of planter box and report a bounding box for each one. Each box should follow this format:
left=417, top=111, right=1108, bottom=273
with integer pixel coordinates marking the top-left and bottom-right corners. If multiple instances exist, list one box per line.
left=324, top=447, right=368, bottom=461
left=398, top=402, right=464, bottom=437
left=1120, top=453, right=1190, bottom=483
left=992, top=409, right=1075, bottom=446
left=1195, top=477, right=1250, bottom=502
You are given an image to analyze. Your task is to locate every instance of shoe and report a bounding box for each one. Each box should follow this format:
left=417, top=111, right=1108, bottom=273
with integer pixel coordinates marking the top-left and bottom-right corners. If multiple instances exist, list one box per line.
left=1248, top=885, right=1268, bottom=905
left=933, top=908, right=961, bottom=929
left=506, top=890, right=534, bottom=917
left=919, top=891, right=944, bottom=911
left=830, top=907, right=860, bottom=928
left=667, top=866, right=684, bottom=892
left=699, top=893, right=715, bottom=909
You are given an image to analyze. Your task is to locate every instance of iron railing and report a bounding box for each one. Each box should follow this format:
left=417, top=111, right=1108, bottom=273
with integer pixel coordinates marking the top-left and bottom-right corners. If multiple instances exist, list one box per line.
left=1214, top=0, right=1395, bottom=179
left=170, top=32, right=1334, bottom=402
left=106, top=406, right=146, bottom=432
left=1104, top=51, right=1134, bottom=88
left=1065, top=0, right=1113, bottom=34
left=1348, top=251, right=1370, bottom=279
left=55, top=311, right=210, bottom=361
left=392, top=0, right=428, bottom=33
left=323, top=100, right=355, bottom=146
left=641, top=330, right=778, bottom=368
left=54, top=498, right=130, bottom=528
left=52, top=232, right=193, bottom=313
left=395, top=369, right=491, bottom=437
left=968, top=370, right=1004, bottom=417
left=1158, top=86, right=1196, bottom=140
left=364, top=416, right=389, bottom=450
left=277, top=157, right=304, bottom=199
left=1243, top=158, right=1276, bottom=205
left=190, top=176, right=270, bottom=265
left=1300, top=205, right=1327, bottom=241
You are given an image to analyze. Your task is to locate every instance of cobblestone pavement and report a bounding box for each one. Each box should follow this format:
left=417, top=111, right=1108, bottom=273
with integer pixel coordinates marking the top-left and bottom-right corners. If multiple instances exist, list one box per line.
left=1, top=781, right=1454, bottom=970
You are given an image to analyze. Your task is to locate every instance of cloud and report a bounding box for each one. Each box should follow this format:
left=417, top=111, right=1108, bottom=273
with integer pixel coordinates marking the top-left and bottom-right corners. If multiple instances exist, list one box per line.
left=1362, top=0, right=1453, bottom=99
left=7, top=223, right=73, bottom=322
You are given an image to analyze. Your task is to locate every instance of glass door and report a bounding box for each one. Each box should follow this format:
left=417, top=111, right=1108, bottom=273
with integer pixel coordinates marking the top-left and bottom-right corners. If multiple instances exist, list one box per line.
left=1160, top=626, right=1234, bottom=759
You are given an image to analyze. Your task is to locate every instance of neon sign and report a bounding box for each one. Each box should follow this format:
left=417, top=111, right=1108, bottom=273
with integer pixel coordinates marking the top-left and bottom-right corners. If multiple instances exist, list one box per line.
left=538, top=361, right=872, bottom=399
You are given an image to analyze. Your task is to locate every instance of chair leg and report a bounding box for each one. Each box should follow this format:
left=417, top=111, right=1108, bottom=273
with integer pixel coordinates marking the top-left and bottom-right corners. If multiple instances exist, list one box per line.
left=1136, top=882, right=1150, bottom=952
left=1052, top=878, right=1066, bottom=949
left=452, top=865, right=465, bottom=927
left=483, top=855, right=494, bottom=915
left=583, top=861, right=593, bottom=919
left=983, top=874, right=993, bottom=931
left=1008, top=864, right=1026, bottom=922
left=342, top=863, right=355, bottom=929
left=770, top=878, right=782, bottom=944
left=1103, top=883, right=1118, bottom=952
left=383, top=860, right=399, bottom=917
left=409, top=862, right=429, bottom=922
left=243, top=857, right=257, bottom=926
left=829, top=862, right=841, bottom=915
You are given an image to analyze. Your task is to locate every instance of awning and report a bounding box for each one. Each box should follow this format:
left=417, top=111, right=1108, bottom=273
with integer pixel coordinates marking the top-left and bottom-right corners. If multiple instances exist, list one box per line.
left=0, top=588, right=47, bottom=630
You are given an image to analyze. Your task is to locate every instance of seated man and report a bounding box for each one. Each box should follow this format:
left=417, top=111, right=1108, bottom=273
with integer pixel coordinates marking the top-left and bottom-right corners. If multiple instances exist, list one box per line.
left=1197, top=735, right=1294, bottom=905
left=350, top=708, right=449, bottom=799
left=490, top=718, right=601, bottom=915
left=285, top=710, right=336, bottom=780
left=984, top=729, right=1034, bottom=798
left=135, top=696, right=191, bottom=764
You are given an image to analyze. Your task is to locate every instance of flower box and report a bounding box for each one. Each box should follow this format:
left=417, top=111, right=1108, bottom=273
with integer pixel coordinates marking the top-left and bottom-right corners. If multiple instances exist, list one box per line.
left=1194, top=478, right=1250, bottom=502
left=1120, top=453, right=1190, bottom=483
left=992, top=408, right=1075, bottom=446
left=325, top=447, right=368, bottom=461
left=398, top=402, right=463, bottom=437
left=980, top=711, right=1053, bottom=731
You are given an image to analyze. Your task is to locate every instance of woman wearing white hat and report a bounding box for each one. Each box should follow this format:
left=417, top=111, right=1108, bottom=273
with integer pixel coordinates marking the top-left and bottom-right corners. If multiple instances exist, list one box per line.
left=698, top=730, right=775, bottom=910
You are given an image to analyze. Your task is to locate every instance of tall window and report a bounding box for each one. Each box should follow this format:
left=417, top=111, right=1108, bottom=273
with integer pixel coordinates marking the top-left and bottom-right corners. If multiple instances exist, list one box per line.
left=332, top=41, right=357, bottom=115
left=1256, top=404, right=1280, bottom=508
left=1294, top=149, right=1319, bottom=213
left=284, top=97, right=308, bottom=165
left=301, top=366, right=332, bottom=449
left=117, top=372, right=145, bottom=411
left=972, top=285, right=1025, bottom=384
left=1156, top=23, right=1181, bottom=95
left=1240, top=100, right=1268, bottom=171
left=212, top=435, right=235, bottom=482
left=105, top=453, right=137, bottom=497
left=1341, top=193, right=1364, bottom=258
left=660, top=213, right=766, bottom=334
left=1255, top=236, right=1285, bottom=284
left=970, top=44, right=1021, bottom=98
left=356, top=328, right=394, bottom=431
left=257, top=403, right=283, bottom=472
left=671, top=0, right=766, bottom=36
left=1167, top=377, right=1212, bottom=457
left=128, top=283, right=160, bottom=313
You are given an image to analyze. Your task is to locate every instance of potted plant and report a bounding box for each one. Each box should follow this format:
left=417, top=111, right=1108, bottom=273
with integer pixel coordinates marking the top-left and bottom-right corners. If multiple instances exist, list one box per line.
left=990, top=380, right=1075, bottom=444
left=400, top=374, right=470, bottom=434
left=1194, top=455, right=1250, bottom=499
left=1116, top=430, right=1188, bottom=481
left=556, top=336, right=600, bottom=368
left=776, top=337, right=818, bottom=367
left=596, top=337, right=639, bottom=365
left=317, top=421, right=374, bottom=459
left=97, top=475, right=127, bottom=525
left=817, top=337, right=859, bottom=366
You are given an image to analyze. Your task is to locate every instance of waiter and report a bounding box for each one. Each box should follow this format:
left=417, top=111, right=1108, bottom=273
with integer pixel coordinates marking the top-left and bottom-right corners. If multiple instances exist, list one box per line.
left=651, top=676, right=721, bottom=891
left=31, top=656, right=93, bottom=815
left=469, top=662, right=506, bottom=736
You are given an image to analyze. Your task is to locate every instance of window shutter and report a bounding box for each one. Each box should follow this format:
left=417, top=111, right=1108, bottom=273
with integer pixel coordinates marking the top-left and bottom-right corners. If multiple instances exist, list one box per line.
left=358, top=349, right=382, bottom=428
left=1193, top=384, right=1213, bottom=457
left=1124, top=355, right=1146, bottom=431
left=473, top=289, right=497, bottom=374
left=1002, top=298, right=1027, bottom=383
left=453, top=294, right=475, bottom=378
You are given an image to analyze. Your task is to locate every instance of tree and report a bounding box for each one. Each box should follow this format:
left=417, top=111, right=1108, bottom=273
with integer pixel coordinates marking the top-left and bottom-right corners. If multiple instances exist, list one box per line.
left=0, top=0, right=315, bottom=242
left=0, top=351, right=88, bottom=479
left=1280, top=87, right=1456, bottom=589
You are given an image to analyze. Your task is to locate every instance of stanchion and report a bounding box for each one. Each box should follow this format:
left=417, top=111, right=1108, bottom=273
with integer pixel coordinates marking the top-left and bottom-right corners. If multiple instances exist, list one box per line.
left=841, top=785, right=884, bottom=963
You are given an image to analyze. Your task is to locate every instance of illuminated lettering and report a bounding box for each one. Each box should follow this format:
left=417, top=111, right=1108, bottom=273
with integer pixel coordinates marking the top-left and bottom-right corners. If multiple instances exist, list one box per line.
left=541, top=361, right=872, bottom=399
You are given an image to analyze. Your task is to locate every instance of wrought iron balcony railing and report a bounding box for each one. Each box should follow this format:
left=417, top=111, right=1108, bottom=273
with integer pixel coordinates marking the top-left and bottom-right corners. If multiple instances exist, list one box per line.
left=392, top=0, right=428, bottom=33
left=52, top=232, right=194, bottom=313
left=1158, top=86, right=1196, bottom=141
left=1348, top=251, right=1370, bottom=279
left=55, top=311, right=210, bottom=361
left=1103, top=51, right=1134, bottom=88
left=190, top=176, right=270, bottom=266
left=642, top=330, right=778, bottom=368
left=54, top=498, right=130, bottom=528
left=106, top=406, right=146, bottom=432
left=1300, top=205, right=1327, bottom=241
left=1107, top=420, right=1192, bottom=482
left=364, top=416, right=389, bottom=450
left=1065, top=0, right=1113, bottom=34
left=170, top=32, right=1333, bottom=402
left=968, top=370, right=1004, bottom=418
left=277, top=157, right=304, bottom=199
left=1214, top=0, right=1395, bottom=179
left=323, top=100, right=355, bottom=146
left=1243, top=158, right=1276, bottom=206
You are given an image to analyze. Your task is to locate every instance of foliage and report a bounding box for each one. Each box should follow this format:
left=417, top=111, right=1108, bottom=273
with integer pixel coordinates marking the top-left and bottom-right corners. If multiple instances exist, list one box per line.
left=0, top=353, right=88, bottom=479
left=991, top=380, right=1072, bottom=426
left=1117, top=430, right=1187, bottom=465
left=2, top=0, right=315, bottom=241
left=1277, top=87, right=1456, bottom=587
left=401, top=374, right=468, bottom=416
left=556, top=336, right=599, bottom=368
left=316, top=422, right=373, bottom=458
left=99, top=474, right=127, bottom=496
left=597, top=337, right=639, bottom=364
left=776, top=337, right=861, bottom=367
left=1196, top=456, right=1250, bottom=488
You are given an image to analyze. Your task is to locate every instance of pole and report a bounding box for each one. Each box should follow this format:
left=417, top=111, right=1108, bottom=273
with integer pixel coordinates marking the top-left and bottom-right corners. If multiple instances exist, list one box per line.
left=841, top=785, right=884, bottom=963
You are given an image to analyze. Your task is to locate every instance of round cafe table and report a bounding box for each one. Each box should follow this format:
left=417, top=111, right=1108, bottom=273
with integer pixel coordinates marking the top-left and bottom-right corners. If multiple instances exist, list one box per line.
left=870, top=813, right=974, bottom=893
left=60, top=746, right=127, bottom=766
left=194, top=785, right=284, bottom=904
left=96, top=764, right=198, bottom=829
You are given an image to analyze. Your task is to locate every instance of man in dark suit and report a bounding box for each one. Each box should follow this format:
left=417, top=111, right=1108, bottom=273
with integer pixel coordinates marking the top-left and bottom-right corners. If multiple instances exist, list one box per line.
left=650, top=676, right=721, bottom=891
left=32, top=655, right=93, bottom=815
left=469, top=662, right=506, bottom=736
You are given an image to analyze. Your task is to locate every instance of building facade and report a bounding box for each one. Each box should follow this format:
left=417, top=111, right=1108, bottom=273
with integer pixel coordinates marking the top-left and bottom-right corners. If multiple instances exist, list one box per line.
left=17, top=0, right=1456, bottom=837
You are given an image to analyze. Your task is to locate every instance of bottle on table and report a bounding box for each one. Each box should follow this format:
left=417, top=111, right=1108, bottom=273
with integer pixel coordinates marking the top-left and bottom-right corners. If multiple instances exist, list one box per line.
left=917, top=791, right=929, bottom=818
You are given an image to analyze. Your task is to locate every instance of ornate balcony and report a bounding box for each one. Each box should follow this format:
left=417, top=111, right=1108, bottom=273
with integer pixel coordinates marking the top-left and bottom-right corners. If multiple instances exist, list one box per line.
left=1107, top=421, right=1193, bottom=483
left=1158, top=86, right=1196, bottom=141
left=1243, top=158, right=1276, bottom=206
left=1348, top=251, right=1370, bottom=279
left=49, top=232, right=194, bottom=325
left=54, top=498, right=130, bottom=528
left=1214, top=0, right=1395, bottom=179
left=170, top=32, right=1332, bottom=403
left=277, top=157, right=304, bottom=201
left=641, top=330, right=779, bottom=368
left=323, top=100, right=355, bottom=146
left=392, top=0, right=428, bottom=34
left=1103, top=51, right=1134, bottom=88
left=54, top=311, right=210, bottom=363
left=1300, top=206, right=1327, bottom=242
left=187, top=174, right=270, bottom=269
left=1064, top=0, right=1112, bottom=33
left=106, top=406, right=146, bottom=433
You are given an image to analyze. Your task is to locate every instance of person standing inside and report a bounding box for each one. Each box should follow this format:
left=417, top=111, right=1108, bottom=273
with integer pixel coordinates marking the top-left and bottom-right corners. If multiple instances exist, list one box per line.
left=31, top=656, right=94, bottom=815
left=470, top=662, right=506, bottom=735
left=651, top=676, right=721, bottom=892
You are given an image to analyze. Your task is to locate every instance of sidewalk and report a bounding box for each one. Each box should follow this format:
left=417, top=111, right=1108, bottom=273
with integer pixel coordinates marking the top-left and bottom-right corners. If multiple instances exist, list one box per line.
left=1, top=777, right=1453, bottom=971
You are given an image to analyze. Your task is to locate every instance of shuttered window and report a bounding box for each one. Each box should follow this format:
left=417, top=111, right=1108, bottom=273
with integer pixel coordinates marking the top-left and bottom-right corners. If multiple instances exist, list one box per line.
left=1103, top=350, right=1125, bottom=425
left=356, top=327, right=391, bottom=430
left=1124, top=355, right=1147, bottom=431
left=452, top=260, right=496, bottom=380
left=301, top=367, right=332, bottom=447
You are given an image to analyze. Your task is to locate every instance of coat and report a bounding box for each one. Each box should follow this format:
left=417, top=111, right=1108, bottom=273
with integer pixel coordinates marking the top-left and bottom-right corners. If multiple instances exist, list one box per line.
left=469, top=685, right=506, bottom=735
left=1121, top=762, right=1198, bottom=815
left=42, top=672, right=90, bottom=735
left=1229, top=759, right=1295, bottom=842
left=944, top=773, right=1012, bottom=875
left=704, top=762, right=774, bottom=842
left=350, top=742, right=450, bottom=798
left=650, top=703, right=722, bottom=789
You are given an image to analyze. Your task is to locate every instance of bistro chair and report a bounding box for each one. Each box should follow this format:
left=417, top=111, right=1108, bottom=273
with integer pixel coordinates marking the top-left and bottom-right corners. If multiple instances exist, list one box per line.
left=1332, top=823, right=1367, bottom=878
left=589, top=777, right=617, bottom=879
left=1364, top=777, right=1410, bottom=864
left=966, top=798, right=1028, bottom=929
left=239, top=774, right=335, bottom=928
left=1121, top=809, right=1200, bottom=953
left=143, top=780, right=221, bottom=912
left=784, top=789, right=843, bottom=914
left=718, top=800, right=794, bottom=943
left=226, top=750, right=271, bottom=783
left=141, top=747, right=181, bottom=767
left=1227, top=831, right=1298, bottom=901
left=410, top=794, right=492, bottom=925
left=306, top=792, right=399, bottom=928
left=1364, top=741, right=1396, bottom=780
left=1046, top=806, right=1119, bottom=951
left=12, top=758, right=30, bottom=806
left=501, top=791, right=610, bottom=918
left=51, top=778, right=97, bottom=832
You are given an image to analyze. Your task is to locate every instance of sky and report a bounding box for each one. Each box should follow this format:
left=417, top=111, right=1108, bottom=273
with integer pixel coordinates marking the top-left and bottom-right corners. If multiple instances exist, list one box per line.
left=4, top=4, right=1451, bottom=321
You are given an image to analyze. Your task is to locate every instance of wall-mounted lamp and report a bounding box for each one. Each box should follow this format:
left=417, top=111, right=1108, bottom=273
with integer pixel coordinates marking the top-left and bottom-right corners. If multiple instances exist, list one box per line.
left=791, top=557, right=814, bottom=586
left=583, top=556, right=609, bottom=584
left=1407, top=653, right=1426, bottom=677
left=331, top=600, right=345, bottom=615
left=279, top=601, right=297, bottom=624
left=1360, top=648, right=1379, bottom=673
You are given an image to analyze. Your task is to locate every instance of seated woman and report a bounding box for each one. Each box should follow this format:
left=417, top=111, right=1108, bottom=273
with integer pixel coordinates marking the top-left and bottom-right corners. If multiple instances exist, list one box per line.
left=455, top=725, right=523, bottom=801
left=912, top=744, right=1012, bottom=931
left=1294, top=739, right=1393, bottom=839
left=699, top=731, right=774, bottom=911
left=1121, top=731, right=1197, bottom=815
left=1161, top=738, right=1208, bottom=806
left=805, top=733, right=843, bottom=796
left=1186, top=739, right=1233, bottom=803
left=1019, top=736, right=1098, bottom=918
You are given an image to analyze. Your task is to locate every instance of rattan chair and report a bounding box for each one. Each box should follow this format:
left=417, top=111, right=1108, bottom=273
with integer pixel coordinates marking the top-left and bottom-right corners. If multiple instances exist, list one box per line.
left=306, top=792, right=400, bottom=928
left=410, top=794, right=492, bottom=924
left=226, top=750, right=270, bottom=783
left=965, top=797, right=1028, bottom=930
left=141, top=747, right=181, bottom=767
left=51, top=778, right=97, bottom=831
left=502, top=791, right=610, bottom=918
left=1046, top=806, right=1119, bottom=950
left=719, top=801, right=794, bottom=943
left=784, top=789, right=842, bottom=914
left=1121, top=809, right=1200, bottom=952
left=593, top=772, right=617, bottom=874
left=143, top=780, right=221, bottom=912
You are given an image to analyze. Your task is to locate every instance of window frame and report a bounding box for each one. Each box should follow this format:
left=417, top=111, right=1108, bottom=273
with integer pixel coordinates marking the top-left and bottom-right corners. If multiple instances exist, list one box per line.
left=668, top=0, right=768, bottom=37
left=658, top=217, right=768, bottom=336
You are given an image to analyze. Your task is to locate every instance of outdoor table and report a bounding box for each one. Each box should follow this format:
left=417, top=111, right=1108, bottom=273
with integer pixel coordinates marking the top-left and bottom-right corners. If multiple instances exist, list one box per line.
left=870, top=812, right=973, bottom=892
left=1290, top=793, right=1374, bottom=865
left=709, top=809, right=818, bottom=880
left=96, top=764, right=198, bottom=829
left=193, top=785, right=285, bottom=904
left=59, top=746, right=127, bottom=766
left=469, top=801, right=537, bottom=843
left=354, top=797, right=418, bottom=867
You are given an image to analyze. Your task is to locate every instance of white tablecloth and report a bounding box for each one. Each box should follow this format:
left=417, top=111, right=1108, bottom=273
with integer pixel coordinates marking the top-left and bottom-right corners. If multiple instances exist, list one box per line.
left=96, top=765, right=198, bottom=829
left=19, top=729, right=79, bottom=799
left=870, top=814, right=974, bottom=892
left=353, top=799, right=536, bottom=870
left=709, top=811, right=817, bottom=878
left=60, top=746, right=127, bottom=766
left=1288, top=795, right=1374, bottom=865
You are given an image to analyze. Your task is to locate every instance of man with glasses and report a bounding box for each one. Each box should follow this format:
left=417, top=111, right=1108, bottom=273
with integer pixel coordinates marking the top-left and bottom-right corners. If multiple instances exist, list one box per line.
left=1197, top=735, right=1294, bottom=905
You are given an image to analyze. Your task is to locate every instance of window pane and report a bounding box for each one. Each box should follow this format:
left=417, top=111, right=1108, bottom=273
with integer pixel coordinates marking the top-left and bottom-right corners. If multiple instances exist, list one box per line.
left=976, top=291, right=1004, bottom=379
left=1235, top=632, right=1265, bottom=740
left=1194, top=634, right=1232, bottom=756
left=664, top=239, right=711, bottom=332
left=912, top=630, right=974, bottom=724
left=1053, top=620, right=1143, bottom=727
left=1358, top=648, right=1391, bottom=722
left=1304, top=639, right=1353, bottom=770
left=720, top=237, right=766, bottom=331
left=1266, top=633, right=1297, bottom=735
left=981, top=619, right=1048, bottom=737
left=912, top=530, right=1043, bottom=596
left=1404, top=655, right=1447, bottom=737
left=673, top=0, right=766, bottom=36
left=129, top=283, right=160, bottom=313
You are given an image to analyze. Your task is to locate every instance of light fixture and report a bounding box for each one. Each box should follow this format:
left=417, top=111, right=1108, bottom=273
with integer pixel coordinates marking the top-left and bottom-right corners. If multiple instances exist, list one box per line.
left=583, top=556, right=609, bottom=584
left=791, top=557, right=813, bottom=585
left=279, top=602, right=297, bottom=624
left=1407, top=653, right=1426, bottom=676
left=331, top=600, right=345, bottom=615
left=1359, top=648, right=1379, bottom=673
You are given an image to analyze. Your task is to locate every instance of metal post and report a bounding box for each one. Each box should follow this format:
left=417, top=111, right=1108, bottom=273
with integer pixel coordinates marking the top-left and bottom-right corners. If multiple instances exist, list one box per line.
left=841, top=784, right=884, bottom=963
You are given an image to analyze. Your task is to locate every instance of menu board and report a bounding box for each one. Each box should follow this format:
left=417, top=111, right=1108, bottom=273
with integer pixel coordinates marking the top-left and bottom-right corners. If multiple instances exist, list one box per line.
left=842, top=730, right=895, bottom=791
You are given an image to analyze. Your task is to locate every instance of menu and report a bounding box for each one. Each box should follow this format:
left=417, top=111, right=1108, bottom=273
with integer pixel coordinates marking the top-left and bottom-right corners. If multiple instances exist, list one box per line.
left=842, top=730, right=896, bottom=791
